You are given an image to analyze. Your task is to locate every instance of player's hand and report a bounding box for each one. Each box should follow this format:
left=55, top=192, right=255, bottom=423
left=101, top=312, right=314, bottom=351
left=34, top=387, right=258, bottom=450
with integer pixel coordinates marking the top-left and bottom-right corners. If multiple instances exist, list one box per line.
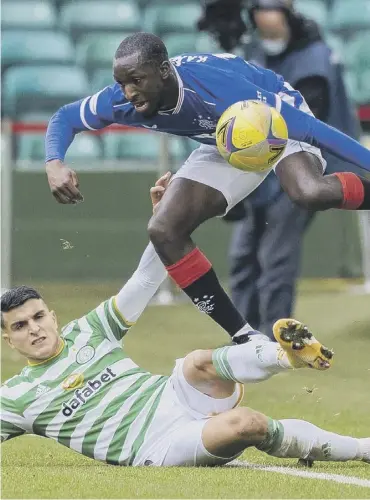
left=46, top=160, right=84, bottom=204
left=150, top=171, right=171, bottom=213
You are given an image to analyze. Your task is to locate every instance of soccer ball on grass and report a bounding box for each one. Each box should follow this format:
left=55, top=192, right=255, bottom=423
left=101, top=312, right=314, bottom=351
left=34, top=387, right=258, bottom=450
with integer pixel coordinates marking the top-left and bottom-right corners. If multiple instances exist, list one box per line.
left=216, top=100, right=288, bottom=172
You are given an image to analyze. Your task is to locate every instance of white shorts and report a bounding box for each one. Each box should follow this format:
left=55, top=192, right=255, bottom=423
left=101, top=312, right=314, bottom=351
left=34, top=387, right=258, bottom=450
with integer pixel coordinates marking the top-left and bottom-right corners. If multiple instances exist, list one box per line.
left=172, top=85, right=327, bottom=214
left=133, top=357, right=244, bottom=467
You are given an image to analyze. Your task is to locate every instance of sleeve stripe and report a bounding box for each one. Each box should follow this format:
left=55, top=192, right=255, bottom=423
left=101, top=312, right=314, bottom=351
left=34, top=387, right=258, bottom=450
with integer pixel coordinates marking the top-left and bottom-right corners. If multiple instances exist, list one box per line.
left=96, top=303, right=118, bottom=344
left=108, top=299, right=127, bottom=332
left=80, top=97, right=97, bottom=131
left=112, top=297, right=135, bottom=327
left=275, top=94, right=282, bottom=113
left=89, top=88, right=106, bottom=115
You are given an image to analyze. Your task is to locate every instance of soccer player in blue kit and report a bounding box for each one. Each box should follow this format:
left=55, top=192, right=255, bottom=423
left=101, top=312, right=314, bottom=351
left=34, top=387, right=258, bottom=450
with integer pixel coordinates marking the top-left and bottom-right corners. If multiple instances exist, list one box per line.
left=45, top=32, right=370, bottom=343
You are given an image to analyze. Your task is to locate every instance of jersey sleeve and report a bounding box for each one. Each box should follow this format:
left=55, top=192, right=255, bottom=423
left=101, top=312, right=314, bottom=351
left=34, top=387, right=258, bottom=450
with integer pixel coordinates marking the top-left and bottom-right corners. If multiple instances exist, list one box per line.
left=1, top=390, right=27, bottom=443
left=81, top=243, right=166, bottom=343
left=45, top=85, right=117, bottom=163
left=214, top=76, right=370, bottom=174
left=81, top=297, right=134, bottom=344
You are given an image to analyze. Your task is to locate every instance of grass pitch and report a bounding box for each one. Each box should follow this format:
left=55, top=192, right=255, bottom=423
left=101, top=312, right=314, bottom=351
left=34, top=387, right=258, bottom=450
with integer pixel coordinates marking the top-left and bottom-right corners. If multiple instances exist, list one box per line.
left=1, top=281, right=370, bottom=499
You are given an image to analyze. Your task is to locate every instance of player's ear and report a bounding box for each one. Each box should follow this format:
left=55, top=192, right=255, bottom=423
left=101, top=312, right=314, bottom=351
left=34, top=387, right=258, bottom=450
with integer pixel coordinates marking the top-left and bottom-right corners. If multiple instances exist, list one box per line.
left=160, top=61, right=171, bottom=80
left=2, top=331, right=14, bottom=349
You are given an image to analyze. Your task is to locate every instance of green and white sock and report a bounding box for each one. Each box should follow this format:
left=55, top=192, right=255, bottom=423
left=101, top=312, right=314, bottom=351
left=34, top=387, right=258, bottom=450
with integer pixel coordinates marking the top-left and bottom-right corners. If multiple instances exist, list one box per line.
left=212, top=340, right=291, bottom=384
left=266, top=419, right=362, bottom=462
left=257, top=418, right=285, bottom=453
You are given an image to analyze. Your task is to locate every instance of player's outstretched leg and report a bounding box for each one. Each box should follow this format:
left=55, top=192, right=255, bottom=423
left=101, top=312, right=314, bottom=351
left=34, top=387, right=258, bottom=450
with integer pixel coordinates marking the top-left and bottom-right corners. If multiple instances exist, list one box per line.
left=200, top=408, right=369, bottom=465
left=276, top=152, right=370, bottom=211
left=180, top=338, right=365, bottom=467
left=183, top=322, right=333, bottom=399
left=148, top=177, right=251, bottom=339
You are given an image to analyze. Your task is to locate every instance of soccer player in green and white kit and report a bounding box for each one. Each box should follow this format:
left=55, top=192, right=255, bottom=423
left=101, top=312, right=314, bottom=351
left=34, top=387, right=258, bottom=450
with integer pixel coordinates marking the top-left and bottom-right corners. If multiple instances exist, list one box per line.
left=1, top=175, right=369, bottom=467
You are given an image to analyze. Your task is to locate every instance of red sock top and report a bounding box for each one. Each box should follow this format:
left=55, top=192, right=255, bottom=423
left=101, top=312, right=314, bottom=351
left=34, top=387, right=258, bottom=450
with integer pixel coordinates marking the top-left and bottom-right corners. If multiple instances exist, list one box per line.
left=166, top=248, right=212, bottom=289
left=335, top=172, right=364, bottom=210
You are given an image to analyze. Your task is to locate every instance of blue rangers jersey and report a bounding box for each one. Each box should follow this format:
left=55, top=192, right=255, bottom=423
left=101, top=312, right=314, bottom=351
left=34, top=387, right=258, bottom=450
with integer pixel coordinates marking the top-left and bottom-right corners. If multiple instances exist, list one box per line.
left=46, top=53, right=370, bottom=172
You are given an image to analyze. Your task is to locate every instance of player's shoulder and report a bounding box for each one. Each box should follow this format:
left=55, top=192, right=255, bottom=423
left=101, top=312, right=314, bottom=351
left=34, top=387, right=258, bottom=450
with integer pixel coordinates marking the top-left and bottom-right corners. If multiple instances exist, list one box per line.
left=1, top=367, right=31, bottom=399
left=60, top=296, right=126, bottom=343
left=90, top=83, right=127, bottom=110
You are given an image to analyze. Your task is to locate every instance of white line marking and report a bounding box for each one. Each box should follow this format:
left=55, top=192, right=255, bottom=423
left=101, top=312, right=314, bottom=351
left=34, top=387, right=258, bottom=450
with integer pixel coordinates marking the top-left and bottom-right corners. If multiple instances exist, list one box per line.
left=229, top=460, right=370, bottom=488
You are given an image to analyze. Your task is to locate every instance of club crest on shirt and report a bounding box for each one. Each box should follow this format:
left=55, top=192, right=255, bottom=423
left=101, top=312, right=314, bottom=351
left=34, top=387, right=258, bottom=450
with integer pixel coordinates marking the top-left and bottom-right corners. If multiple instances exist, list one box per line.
left=192, top=115, right=217, bottom=130
left=76, top=346, right=95, bottom=365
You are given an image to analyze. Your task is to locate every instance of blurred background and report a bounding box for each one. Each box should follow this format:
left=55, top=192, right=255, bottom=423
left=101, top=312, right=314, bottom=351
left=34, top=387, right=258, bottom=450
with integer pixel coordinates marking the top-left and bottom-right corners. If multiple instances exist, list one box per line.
left=1, top=0, right=369, bottom=293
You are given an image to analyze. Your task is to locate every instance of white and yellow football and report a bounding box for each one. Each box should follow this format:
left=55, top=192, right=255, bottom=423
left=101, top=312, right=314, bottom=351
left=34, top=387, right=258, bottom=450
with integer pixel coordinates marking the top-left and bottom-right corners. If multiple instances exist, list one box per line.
left=216, top=100, right=288, bottom=172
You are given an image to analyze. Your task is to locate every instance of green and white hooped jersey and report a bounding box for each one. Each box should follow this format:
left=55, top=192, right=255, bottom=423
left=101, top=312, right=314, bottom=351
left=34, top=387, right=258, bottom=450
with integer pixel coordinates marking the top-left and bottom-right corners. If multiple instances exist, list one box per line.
left=1, top=297, right=168, bottom=465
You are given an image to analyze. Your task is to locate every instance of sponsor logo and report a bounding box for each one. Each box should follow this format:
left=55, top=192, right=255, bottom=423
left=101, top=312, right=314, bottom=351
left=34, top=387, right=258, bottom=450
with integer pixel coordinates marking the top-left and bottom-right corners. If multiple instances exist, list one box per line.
left=61, top=367, right=116, bottom=417
left=76, top=345, right=95, bottom=365
left=193, top=295, right=215, bottom=314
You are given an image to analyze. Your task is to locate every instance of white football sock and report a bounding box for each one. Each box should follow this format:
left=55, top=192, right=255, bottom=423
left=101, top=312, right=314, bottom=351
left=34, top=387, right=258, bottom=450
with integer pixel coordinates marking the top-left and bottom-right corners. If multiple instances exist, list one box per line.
left=262, top=419, right=362, bottom=462
left=212, top=339, right=292, bottom=384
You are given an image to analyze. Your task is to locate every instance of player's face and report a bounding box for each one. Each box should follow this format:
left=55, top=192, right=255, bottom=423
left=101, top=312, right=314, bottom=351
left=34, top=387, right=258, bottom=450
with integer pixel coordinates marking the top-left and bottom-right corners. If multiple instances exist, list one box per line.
left=2, top=299, right=61, bottom=363
left=113, top=53, right=172, bottom=117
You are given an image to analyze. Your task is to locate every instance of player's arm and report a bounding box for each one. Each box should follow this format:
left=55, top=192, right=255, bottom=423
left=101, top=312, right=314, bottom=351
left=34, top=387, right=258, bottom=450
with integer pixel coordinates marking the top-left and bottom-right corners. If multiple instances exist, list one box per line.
left=217, top=79, right=370, bottom=173
left=275, top=95, right=370, bottom=173
left=45, top=86, right=116, bottom=204
left=86, top=174, right=170, bottom=342
left=0, top=392, right=28, bottom=443
left=112, top=173, right=170, bottom=332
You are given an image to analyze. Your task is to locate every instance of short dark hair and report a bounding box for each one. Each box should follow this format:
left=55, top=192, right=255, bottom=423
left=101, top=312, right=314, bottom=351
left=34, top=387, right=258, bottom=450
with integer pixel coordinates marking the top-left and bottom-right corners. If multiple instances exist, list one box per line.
left=1, top=286, right=43, bottom=329
left=115, top=32, right=168, bottom=66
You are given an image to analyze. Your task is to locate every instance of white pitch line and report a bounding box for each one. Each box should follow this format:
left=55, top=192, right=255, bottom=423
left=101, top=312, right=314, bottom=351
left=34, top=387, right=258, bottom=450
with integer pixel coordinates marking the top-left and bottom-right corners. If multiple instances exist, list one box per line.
left=229, top=460, right=370, bottom=488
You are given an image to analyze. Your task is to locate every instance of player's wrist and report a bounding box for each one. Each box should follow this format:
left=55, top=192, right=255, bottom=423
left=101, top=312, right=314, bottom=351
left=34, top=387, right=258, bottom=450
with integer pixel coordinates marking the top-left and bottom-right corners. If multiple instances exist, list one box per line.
left=45, top=159, right=65, bottom=169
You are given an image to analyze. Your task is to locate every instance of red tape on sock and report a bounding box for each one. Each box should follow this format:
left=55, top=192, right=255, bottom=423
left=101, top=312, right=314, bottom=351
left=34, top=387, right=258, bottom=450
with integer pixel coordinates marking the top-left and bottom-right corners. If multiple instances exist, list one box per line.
left=335, top=172, right=365, bottom=210
left=166, top=248, right=212, bottom=289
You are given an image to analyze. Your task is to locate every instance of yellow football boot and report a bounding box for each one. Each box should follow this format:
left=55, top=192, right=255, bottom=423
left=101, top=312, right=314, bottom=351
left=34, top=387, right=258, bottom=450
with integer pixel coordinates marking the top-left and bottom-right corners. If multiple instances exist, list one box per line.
left=273, top=319, right=334, bottom=370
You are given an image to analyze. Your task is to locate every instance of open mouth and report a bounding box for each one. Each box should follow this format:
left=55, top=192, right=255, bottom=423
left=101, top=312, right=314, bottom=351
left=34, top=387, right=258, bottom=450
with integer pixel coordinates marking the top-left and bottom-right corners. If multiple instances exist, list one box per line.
left=133, top=100, right=149, bottom=112
left=32, top=337, right=46, bottom=346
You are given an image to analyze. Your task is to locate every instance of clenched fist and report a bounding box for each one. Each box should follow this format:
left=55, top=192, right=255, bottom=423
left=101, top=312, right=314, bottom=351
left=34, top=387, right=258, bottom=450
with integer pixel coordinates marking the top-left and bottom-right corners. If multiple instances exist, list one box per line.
left=46, top=160, right=84, bottom=204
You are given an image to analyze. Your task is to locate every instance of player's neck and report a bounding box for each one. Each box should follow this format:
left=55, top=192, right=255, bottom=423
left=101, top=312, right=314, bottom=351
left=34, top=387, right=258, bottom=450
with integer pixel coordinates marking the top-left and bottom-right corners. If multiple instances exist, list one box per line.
left=159, top=70, right=179, bottom=112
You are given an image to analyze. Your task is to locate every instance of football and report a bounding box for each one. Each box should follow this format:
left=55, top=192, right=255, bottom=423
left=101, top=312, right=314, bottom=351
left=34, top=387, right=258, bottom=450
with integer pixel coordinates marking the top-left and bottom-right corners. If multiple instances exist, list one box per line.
left=216, top=100, right=288, bottom=172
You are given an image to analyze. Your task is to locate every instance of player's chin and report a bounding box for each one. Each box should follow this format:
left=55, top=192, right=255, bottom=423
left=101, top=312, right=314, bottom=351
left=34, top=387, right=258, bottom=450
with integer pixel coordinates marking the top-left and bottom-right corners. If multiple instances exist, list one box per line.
left=31, top=339, right=56, bottom=360
left=136, top=101, right=157, bottom=118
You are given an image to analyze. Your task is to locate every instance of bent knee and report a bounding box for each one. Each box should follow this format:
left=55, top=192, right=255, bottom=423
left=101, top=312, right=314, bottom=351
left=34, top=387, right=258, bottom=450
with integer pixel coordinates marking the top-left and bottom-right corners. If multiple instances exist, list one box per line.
left=184, top=350, right=214, bottom=377
left=287, top=181, right=324, bottom=209
left=226, top=407, right=268, bottom=443
left=148, top=216, right=173, bottom=247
